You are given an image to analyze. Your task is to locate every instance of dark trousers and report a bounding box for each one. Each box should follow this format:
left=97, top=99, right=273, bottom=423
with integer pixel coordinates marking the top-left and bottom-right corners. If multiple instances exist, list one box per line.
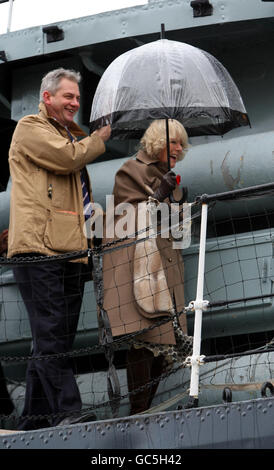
left=126, top=346, right=165, bottom=415
left=13, top=259, right=86, bottom=430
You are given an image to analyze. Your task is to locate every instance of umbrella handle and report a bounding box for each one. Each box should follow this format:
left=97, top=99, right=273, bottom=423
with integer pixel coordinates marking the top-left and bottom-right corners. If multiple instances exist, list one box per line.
left=166, top=118, right=171, bottom=172
left=165, top=119, right=188, bottom=203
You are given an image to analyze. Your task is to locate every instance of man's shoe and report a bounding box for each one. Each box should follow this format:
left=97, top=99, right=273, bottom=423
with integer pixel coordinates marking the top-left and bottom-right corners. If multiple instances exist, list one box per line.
left=57, top=412, right=97, bottom=426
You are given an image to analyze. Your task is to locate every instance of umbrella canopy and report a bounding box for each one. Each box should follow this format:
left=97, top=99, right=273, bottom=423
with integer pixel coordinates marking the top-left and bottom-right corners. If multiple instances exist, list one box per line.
left=90, top=39, right=249, bottom=139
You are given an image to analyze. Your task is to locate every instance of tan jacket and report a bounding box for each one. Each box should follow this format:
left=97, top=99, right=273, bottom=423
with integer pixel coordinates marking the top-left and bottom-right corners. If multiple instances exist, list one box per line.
left=103, top=150, right=187, bottom=345
left=8, top=102, right=105, bottom=259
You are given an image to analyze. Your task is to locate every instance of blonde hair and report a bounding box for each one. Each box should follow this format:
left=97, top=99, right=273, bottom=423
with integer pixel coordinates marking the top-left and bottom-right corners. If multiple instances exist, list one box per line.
left=140, top=119, right=188, bottom=161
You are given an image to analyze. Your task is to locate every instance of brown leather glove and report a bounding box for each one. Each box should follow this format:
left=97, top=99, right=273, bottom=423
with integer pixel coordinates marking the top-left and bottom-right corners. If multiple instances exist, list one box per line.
left=153, top=171, right=177, bottom=202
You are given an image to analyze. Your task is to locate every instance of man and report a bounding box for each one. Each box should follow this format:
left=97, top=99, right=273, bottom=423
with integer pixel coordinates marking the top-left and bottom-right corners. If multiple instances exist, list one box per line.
left=8, top=68, right=111, bottom=430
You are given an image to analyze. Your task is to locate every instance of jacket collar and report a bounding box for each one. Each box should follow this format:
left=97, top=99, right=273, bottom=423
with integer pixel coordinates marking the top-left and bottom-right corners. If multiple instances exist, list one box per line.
left=38, top=102, right=86, bottom=137
left=136, top=149, right=169, bottom=171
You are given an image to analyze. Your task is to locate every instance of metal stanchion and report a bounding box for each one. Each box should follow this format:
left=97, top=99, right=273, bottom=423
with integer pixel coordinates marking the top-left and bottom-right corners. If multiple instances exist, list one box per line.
left=185, top=203, right=209, bottom=407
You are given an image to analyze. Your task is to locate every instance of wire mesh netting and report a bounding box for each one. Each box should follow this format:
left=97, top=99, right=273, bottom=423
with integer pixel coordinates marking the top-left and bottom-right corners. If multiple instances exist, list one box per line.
left=0, top=183, right=274, bottom=430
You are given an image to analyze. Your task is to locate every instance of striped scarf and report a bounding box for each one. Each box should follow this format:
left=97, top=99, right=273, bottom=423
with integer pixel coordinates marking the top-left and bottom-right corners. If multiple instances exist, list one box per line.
left=65, top=127, right=94, bottom=221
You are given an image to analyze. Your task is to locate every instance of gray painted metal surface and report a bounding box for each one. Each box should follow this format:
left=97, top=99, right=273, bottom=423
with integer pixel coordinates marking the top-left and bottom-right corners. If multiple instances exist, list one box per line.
left=89, top=131, right=274, bottom=215
left=0, top=0, right=274, bottom=64
left=184, top=229, right=274, bottom=338
left=0, top=396, right=273, bottom=449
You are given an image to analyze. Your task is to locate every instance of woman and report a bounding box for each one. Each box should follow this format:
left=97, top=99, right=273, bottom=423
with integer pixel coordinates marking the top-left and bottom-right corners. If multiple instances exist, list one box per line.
left=102, top=119, right=192, bottom=415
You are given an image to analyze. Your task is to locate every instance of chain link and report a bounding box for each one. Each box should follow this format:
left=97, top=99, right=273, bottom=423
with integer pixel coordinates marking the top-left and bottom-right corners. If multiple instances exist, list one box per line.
left=0, top=362, right=184, bottom=422
left=0, top=309, right=187, bottom=363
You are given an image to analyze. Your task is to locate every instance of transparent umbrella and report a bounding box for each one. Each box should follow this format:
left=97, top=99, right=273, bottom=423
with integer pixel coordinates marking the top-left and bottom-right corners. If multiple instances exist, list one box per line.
left=90, top=38, right=249, bottom=140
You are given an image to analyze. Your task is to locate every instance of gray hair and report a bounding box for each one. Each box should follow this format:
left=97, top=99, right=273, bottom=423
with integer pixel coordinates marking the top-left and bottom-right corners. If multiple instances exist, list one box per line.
left=140, top=119, right=189, bottom=161
left=39, top=68, right=81, bottom=102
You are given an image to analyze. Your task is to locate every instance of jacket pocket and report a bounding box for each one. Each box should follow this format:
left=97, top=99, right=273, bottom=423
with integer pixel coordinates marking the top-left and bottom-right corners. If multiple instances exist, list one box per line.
left=44, top=210, right=82, bottom=252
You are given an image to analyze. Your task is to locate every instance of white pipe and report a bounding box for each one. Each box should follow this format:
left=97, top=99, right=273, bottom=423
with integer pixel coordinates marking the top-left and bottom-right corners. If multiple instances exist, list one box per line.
left=189, top=203, right=208, bottom=398
left=6, top=0, right=14, bottom=33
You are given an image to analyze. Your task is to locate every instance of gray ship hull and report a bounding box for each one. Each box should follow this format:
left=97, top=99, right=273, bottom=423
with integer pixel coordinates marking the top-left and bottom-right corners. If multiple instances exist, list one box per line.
left=0, top=395, right=273, bottom=450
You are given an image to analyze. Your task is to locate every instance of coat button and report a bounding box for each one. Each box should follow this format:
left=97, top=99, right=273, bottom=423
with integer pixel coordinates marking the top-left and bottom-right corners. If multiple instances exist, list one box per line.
left=168, top=257, right=172, bottom=262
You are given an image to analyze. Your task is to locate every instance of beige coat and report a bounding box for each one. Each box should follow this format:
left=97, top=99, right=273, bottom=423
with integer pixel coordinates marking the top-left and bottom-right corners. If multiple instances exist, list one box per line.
left=8, top=103, right=105, bottom=259
left=103, top=150, right=187, bottom=345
